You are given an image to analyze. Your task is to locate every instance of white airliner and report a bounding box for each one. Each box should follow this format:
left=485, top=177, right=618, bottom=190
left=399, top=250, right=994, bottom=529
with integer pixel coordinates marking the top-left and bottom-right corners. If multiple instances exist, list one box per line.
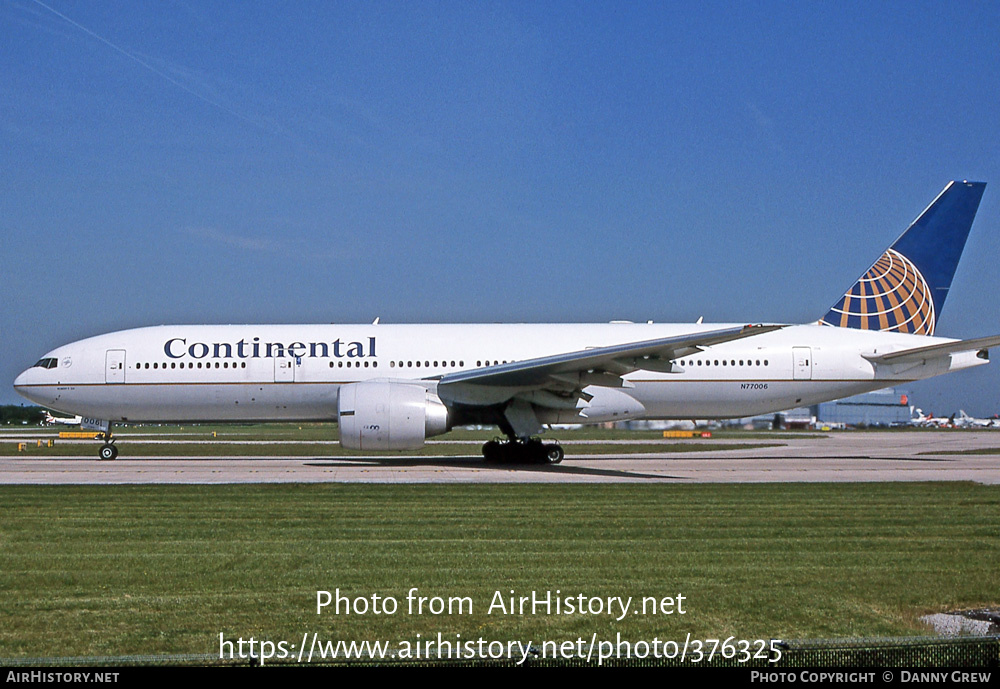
left=14, top=181, right=999, bottom=463
left=954, top=410, right=1000, bottom=429
left=910, top=409, right=954, bottom=428
left=42, top=411, right=83, bottom=426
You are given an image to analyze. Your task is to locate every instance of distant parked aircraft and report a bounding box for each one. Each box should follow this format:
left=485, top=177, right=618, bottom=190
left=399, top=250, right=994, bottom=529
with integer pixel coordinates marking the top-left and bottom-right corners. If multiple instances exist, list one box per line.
left=954, top=410, right=1000, bottom=428
left=910, top=409, right=954, bottom=427
left=43, top=411, right=82, bottom=426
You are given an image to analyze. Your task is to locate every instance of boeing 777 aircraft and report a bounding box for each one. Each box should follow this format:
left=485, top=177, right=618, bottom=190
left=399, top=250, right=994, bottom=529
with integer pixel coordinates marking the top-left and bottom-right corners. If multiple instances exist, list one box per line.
left=14, top=181, right=999, bottom=463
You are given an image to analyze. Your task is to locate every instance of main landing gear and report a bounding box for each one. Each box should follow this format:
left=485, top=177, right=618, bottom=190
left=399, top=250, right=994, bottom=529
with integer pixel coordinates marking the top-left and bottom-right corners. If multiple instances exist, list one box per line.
left=481, top=438, right=564, bottom=465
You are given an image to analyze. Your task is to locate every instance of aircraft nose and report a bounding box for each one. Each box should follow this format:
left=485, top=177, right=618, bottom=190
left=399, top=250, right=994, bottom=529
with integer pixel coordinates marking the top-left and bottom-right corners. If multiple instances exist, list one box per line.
left=13, top=368, right=46, bottom=405
left=13, top=368, right=29, bottom=391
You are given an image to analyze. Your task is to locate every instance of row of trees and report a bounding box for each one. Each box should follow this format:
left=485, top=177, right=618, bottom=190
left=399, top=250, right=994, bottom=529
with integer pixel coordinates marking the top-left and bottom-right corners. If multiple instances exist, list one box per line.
left=0, top=405, right=44, bottom=424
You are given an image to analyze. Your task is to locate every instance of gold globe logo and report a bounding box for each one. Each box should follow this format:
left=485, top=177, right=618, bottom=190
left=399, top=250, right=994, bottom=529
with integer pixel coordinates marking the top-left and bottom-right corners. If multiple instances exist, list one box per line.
left=823, top=249, right=935, bottom=335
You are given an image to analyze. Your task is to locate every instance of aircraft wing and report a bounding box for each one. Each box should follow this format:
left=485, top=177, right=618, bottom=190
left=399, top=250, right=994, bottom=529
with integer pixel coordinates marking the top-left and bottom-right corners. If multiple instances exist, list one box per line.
left=864, top=334, right=1000, bottom=365
left=437, top=324, right=783, bottom=404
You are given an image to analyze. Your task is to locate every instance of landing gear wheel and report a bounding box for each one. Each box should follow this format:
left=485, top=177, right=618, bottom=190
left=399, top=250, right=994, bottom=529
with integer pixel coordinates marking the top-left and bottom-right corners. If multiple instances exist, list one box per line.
left=482, top=439, right=521, bottom=464
left=543, top=444, right=564, bottom=464
left=482, top=440, right=501, bottom=462
left=481, top=438, right=564, bottom=465
left=99, top=444, right=118, bottom=461
left=522, top=438, right=541, bottom=463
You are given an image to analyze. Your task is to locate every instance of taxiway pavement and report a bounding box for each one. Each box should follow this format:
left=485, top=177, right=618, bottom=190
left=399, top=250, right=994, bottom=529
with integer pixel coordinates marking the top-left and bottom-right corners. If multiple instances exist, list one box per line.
left=1, top=432, right=998, bottom=484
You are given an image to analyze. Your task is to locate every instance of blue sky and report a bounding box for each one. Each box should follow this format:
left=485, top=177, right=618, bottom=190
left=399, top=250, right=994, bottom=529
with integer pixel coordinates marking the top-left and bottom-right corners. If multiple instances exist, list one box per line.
left=3, top=1, right=999, bottom=415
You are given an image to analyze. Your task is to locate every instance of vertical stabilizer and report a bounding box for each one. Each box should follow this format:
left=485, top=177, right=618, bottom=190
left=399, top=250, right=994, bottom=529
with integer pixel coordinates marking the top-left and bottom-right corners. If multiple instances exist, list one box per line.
left=820, top=180, right=986, bottom=335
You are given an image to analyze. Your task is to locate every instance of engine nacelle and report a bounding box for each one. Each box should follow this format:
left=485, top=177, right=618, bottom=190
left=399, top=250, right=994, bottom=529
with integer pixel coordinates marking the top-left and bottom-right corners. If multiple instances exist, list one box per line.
left=338, top=382, right=449, bottom=450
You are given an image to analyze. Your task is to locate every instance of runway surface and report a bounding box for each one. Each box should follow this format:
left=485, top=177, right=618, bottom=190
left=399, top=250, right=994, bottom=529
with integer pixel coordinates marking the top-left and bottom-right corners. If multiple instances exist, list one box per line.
left=2, top=431, right=999, bottom=484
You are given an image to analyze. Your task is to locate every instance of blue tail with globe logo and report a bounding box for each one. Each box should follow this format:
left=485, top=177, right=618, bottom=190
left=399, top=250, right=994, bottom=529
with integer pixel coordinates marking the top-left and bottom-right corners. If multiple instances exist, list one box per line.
left=820, top=180, right=986, bottom=336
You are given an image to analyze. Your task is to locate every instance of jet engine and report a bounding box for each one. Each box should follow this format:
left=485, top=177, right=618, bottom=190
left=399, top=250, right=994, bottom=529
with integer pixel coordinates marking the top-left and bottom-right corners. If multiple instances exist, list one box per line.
left=338, top=382, right=450, bottom=450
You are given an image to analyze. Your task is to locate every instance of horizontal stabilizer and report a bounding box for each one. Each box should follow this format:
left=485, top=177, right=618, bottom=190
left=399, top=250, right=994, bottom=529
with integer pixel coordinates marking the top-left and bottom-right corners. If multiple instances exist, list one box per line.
left=863, top=334, right=1000, bottom=365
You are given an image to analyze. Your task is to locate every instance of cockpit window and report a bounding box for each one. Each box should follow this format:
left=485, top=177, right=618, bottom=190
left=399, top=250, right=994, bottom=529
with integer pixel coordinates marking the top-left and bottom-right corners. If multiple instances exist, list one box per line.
left=33, top=358, right=58, bottom=369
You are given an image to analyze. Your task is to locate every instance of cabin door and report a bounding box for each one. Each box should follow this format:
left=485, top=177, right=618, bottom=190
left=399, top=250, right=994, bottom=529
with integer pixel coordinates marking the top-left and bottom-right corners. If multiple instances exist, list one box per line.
left=105, top=350, right=126, bottom=383
left=792, top=347, right=812, bottom=381
left=275, top=358, right=296, bottom=382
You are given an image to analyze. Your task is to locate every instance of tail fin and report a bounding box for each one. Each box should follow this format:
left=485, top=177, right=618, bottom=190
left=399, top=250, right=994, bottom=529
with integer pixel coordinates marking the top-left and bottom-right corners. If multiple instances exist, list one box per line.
left=820, top=180, right=986, bottom=335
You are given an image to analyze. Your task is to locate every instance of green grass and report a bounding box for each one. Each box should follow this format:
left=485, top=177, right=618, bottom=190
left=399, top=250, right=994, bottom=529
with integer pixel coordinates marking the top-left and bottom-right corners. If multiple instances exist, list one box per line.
left=0, top=483, right=997, bottom=659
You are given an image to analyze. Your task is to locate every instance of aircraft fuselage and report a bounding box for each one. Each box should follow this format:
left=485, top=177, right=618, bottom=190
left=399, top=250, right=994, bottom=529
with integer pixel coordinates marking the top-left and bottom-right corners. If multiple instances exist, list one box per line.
left=13, top=322, right=985, bottom=424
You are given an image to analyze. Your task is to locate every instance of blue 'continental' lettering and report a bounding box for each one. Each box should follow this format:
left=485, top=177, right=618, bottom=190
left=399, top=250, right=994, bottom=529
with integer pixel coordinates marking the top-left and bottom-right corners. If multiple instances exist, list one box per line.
left=164, top=337, right=376, bottom=360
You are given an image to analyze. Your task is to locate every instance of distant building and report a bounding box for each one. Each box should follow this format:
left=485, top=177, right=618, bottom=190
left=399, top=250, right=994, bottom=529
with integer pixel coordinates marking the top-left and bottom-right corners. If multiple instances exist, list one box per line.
left=813, top=388, right=911, bottom=426
left=734, top=388, right=912, bottom=429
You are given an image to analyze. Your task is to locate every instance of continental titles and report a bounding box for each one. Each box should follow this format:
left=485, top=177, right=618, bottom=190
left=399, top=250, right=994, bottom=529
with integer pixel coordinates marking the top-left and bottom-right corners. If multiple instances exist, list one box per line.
left=164, top=337, right=376, bottom=360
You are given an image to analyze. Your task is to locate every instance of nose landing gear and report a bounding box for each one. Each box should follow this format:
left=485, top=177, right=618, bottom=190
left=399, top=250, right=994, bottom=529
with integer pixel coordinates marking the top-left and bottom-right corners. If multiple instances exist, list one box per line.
left=97, top=428, right=118, bottom=460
